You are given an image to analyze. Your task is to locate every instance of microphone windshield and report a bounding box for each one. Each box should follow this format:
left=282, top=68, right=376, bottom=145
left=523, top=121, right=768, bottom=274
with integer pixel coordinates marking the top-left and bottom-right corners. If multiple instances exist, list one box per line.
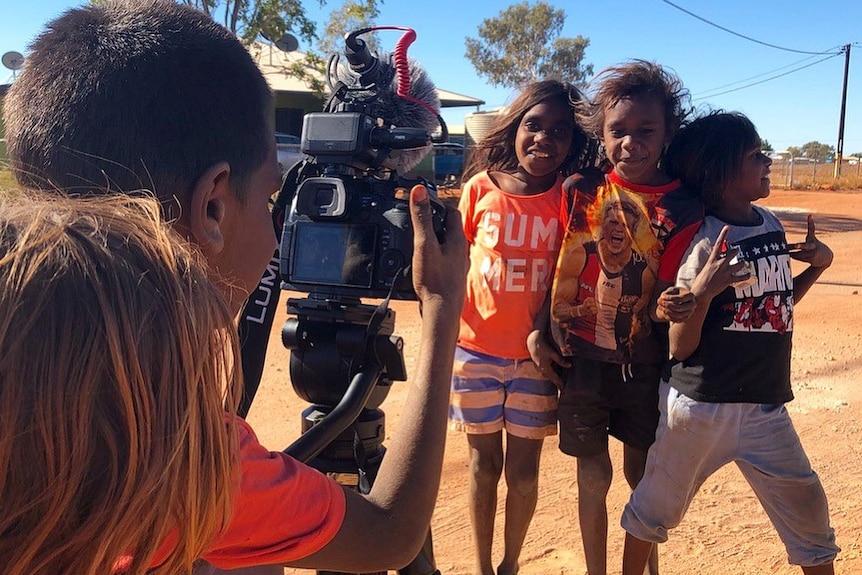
left=334, top=51, right=440, bottom=174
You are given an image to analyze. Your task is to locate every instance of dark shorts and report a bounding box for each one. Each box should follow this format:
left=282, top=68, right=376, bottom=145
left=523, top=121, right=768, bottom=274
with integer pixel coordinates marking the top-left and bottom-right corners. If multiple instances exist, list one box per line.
left=558, top=358, right=662, bottom=457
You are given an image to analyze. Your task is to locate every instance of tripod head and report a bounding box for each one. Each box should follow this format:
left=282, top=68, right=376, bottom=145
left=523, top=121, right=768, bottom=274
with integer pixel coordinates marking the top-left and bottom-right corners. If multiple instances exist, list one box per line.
left=281, top=294, right=406, bottom=463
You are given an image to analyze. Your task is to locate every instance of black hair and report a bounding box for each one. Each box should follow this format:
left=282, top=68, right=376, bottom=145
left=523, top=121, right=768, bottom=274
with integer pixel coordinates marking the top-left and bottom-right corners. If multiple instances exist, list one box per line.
left=5, top=0, right=273, bottom=204
left=584, top=60, right=691, bottom=141
left=664, top=110, right=761, bottom=211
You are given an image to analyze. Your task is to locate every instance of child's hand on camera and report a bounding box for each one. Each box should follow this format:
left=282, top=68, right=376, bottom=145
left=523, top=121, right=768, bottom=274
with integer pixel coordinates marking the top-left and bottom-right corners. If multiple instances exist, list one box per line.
left=410, top=185, right=467, bottom=312
left=787, top=214, right=833, bottom=270
left=690, top=226, right=751, bottom=302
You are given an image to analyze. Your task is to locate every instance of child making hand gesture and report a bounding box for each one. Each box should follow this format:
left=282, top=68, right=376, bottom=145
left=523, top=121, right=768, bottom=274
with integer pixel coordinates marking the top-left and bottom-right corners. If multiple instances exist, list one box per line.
left=621, top=111, right=839, bottom=575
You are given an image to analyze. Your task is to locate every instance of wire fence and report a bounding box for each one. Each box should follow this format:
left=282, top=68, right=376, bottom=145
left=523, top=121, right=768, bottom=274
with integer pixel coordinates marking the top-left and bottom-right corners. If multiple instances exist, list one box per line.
left=770, top=156, right=862, bottom=189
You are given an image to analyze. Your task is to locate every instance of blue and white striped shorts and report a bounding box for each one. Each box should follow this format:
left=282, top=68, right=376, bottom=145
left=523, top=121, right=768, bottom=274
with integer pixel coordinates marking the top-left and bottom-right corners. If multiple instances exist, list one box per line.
left=449, top=346, right=558, bottom=439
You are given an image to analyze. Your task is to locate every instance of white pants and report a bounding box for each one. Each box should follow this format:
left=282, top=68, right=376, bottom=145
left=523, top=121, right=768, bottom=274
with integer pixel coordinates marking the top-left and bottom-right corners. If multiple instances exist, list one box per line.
left=621, top=381, right=839, bottom=567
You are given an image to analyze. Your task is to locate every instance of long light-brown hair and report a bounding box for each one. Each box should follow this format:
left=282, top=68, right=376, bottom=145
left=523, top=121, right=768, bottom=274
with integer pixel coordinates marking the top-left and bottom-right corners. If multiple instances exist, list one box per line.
left=0, top=193, right=241, bottom=575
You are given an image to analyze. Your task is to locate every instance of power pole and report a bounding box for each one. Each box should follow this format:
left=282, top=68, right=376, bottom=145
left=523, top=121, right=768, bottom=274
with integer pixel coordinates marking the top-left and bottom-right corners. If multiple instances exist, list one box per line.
left=834, top=44, right=851, bottom=178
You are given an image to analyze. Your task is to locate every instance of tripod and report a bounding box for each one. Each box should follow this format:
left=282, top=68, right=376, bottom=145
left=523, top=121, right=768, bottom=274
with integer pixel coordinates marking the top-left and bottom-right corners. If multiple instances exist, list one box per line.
left=281, top=295, right=440, bottom=575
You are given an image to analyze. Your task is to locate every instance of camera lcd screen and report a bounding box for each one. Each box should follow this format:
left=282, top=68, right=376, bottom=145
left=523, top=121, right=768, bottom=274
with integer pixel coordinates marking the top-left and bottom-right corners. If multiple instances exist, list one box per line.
left=290, top=222, right=376, bottom=288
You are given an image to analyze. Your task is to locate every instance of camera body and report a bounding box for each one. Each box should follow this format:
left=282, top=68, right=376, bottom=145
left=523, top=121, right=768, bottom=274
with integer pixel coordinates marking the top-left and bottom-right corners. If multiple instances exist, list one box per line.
left=269, top=28, right=444, bottom=573
left=275, top=28, right=448, bottom=302
left=300, top=112, right=433, bottom=171
left=279, top=167, right=446, bottom=300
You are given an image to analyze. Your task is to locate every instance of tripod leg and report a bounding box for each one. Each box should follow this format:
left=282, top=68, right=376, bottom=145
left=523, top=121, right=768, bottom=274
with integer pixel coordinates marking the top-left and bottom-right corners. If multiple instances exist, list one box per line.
left=397, top=528, right=439, bottom=575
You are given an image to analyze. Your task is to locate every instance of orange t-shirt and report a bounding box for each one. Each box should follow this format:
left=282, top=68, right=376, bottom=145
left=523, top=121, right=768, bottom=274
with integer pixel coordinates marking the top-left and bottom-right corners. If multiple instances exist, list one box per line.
left=147, top=419, right=346, bottom=570
left=457, top=171, right=568, bottom=360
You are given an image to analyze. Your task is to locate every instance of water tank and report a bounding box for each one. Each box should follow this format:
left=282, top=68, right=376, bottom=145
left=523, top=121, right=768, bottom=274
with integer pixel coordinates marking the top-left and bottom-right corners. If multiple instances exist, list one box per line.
left=465, top=110, right=502, bottom=147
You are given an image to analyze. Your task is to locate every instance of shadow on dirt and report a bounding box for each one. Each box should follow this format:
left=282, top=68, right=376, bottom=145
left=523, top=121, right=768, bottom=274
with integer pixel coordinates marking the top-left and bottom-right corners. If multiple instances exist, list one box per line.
left=769, top=207, right=862, bottom=235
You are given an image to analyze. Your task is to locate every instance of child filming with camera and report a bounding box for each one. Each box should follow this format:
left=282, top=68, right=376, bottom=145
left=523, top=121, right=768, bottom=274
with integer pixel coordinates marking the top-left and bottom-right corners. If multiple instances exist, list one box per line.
left=621, top=111, right=839, bottom=575
left=1, top=1, right=468, bottom=574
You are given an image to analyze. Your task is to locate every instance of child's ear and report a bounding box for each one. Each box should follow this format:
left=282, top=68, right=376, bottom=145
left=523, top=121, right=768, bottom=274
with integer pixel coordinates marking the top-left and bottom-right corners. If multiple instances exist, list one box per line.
left=188, top=162, right=232, bottom=256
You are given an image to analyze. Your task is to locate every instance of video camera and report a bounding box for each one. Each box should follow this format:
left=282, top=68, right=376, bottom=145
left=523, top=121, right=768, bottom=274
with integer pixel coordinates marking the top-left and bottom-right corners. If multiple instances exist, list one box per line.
left=277, top=27, right=448, bottom=301
left=239, top=26, right=447, bottom=575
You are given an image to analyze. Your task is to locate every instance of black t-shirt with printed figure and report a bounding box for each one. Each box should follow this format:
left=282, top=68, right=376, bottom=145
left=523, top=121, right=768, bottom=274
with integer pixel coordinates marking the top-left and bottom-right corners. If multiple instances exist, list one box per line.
left=669, top=205, right=795, bottom=404
left=550, top=167, right=703, bottom=364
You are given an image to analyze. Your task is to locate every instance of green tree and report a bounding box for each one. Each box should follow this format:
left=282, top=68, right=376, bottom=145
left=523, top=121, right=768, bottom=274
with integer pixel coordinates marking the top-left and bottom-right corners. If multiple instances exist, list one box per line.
left=786, top=146, right=802, bottom=158
left=171, top=0, right=383, bottom=58
left=318, top=0, right=382, bottom=59
left=760, top=139, right=773, bottom=152
left=183, top=0, right=327, bottom=91
left=799, top=141, right=835, bottom=162
left=465, top=1, right=592, bottom=89
left=89, top=0, right=320, bottom=45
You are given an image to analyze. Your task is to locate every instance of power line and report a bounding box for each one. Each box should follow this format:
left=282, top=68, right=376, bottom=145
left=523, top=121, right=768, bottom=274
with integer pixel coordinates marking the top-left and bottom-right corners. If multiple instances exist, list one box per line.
left=693, top=52, right=842, bottom=100
left=659, top=0, right=839, bottom=55
left=696, top=51, right=842, bottom=94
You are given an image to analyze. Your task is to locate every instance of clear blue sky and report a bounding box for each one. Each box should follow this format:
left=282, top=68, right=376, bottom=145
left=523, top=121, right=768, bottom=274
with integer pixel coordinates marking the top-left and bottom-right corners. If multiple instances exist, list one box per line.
left=2, top=0, right=860, bottom=154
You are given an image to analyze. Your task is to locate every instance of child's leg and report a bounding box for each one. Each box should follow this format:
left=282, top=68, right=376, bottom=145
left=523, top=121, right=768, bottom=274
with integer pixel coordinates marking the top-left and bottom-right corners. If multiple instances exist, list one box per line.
left=622, top=444, right=658, bottom=575
left=449, top=346, right=510, bottom=575
left=615, top=363, right=663, bottom=575
left=558, top=358, right=612, bottom=575
left=495, top=356, right=559, bottom=575
left=735, top=404, right=839, bottom=572
left=577, top=449, right=613, bottom=575
left=467, top=431, right=504, bottom=575
left=622, top=443, right=648, bottom=488
left=622, top=532, right=655, bottom=575
left=621, top=382, right=733, bottom=575
left=613, top=363, right=663, bottom=492
left=801, top=564, right=834, bottom=575
left=498, top=434, right=544, bottom=575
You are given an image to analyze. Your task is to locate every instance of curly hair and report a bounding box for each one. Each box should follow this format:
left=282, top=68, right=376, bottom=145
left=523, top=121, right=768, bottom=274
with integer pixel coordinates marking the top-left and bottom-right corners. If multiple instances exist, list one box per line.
left=0, top=193, right=242, bottom=575
left=581, top=60, right=691, bottom=140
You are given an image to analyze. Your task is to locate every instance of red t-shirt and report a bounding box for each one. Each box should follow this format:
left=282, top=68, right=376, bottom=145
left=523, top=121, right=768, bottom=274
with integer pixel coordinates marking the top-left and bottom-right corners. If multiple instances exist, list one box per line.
left=550, top=169, right=702, bottom=363
left=146, top=419, right=346, bottom=569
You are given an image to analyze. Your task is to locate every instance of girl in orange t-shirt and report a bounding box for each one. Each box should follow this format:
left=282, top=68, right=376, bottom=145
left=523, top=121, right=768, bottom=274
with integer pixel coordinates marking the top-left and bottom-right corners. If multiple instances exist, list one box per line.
left=449, top=79, right=595, bottom=575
